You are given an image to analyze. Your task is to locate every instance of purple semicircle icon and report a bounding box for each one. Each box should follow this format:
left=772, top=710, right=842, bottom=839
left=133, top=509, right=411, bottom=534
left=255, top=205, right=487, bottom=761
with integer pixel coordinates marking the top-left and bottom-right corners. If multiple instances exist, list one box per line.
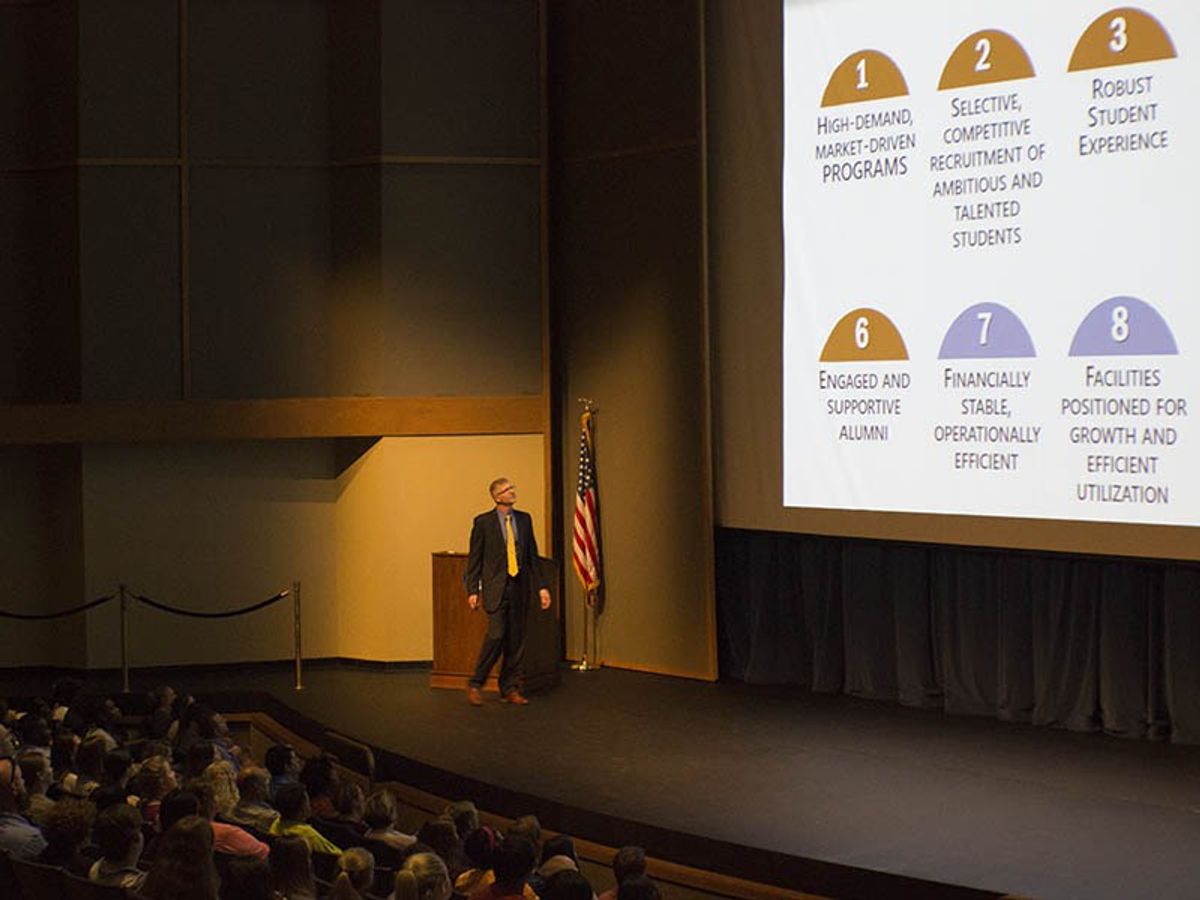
left=938, top=302, right=1035, bottom=359
left=1069, top=296, right=1178, bottom=357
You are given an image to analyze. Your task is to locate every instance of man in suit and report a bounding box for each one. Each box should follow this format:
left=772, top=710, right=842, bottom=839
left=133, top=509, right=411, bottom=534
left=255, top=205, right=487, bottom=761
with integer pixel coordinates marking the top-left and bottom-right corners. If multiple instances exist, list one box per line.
left=464, top=477, right=552, bottom=706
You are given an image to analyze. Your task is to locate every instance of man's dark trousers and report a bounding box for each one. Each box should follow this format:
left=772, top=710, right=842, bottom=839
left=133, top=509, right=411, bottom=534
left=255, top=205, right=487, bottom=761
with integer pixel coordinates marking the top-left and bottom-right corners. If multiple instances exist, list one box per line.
left=470, top=572, right=528, bottom=696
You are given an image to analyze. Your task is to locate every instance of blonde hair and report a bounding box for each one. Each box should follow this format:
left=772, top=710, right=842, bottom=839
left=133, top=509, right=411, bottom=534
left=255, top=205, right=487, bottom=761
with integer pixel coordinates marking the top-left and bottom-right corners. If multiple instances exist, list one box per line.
left=393, top=852, right=450, bottom=900
left=200, top=760, right=239, bottom=817
left=330, top=846, right=375, bottom=900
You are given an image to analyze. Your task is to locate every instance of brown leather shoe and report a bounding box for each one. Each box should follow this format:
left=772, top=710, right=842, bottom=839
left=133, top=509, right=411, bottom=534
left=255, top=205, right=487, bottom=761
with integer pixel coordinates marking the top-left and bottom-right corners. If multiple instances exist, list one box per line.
left=502, top=690, right=529, bottom=705
left=467, top=686, right=483, bottom=707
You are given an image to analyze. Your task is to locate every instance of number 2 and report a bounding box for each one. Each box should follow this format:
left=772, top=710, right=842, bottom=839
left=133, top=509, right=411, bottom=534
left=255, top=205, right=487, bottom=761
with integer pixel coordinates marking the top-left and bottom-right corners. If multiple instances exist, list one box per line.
left=975, top=37, right=993, bottom=72
left=1109, top=16, right=1128, bottom=53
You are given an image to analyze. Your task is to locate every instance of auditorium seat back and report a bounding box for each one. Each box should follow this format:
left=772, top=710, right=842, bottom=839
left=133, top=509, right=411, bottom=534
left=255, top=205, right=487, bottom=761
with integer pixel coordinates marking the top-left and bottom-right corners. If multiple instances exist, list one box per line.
left=9, top=855, right=66, bottom=900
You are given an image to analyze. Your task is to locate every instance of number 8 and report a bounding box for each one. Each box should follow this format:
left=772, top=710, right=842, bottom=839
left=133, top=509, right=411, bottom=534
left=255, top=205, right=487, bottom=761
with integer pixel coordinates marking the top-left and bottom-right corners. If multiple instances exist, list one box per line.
left=1111, top=305, right=1130, bottom=343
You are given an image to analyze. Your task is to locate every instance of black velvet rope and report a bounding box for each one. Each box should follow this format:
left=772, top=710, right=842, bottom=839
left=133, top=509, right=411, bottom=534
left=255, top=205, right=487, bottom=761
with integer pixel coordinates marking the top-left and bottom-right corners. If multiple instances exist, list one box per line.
left=132, top=590, right=290, bottom=619
left=0, top=594, right=116, bottom=620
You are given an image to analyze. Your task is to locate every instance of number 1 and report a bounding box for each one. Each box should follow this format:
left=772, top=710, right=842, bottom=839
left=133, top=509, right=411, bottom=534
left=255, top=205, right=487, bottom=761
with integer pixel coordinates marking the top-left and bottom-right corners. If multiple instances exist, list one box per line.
left=856, top=57, right=869, bottom=90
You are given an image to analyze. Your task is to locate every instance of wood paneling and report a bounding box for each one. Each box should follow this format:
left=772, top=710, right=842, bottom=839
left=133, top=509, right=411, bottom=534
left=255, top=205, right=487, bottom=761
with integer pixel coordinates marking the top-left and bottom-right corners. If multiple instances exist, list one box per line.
left=0, top=396, right=544, bottom=444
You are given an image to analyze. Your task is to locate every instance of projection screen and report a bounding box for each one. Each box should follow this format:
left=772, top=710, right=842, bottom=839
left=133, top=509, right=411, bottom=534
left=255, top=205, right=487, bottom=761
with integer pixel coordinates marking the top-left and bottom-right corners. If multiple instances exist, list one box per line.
left=710, top=0, right=1200, bottom=559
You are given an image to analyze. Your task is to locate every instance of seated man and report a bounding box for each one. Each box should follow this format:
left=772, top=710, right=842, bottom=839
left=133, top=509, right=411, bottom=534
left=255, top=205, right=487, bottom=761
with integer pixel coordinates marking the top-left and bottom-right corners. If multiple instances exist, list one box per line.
left=89, top=803, right=148, bottom=891
left=0, top=755, right=47, bottom=860
left=225, top=766, right=280, bottom=834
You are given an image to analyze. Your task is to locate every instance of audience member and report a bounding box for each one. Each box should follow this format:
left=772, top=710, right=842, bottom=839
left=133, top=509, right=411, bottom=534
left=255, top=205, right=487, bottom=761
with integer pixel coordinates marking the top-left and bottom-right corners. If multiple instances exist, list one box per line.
left=330, top=845, right=376, bottom=900
left=507, top=815, right=542, bottom=863
left=444, top=799, right=480, bottom=841
left=266, top=744, right=303, bottom=800
left=270, top=782, right=342, bottom=856
left=299, top=754, right=339, bottom=819
left=615, top=875, right=660, bottom=900
left=143, top=814, right=220, bottom=900
left=0, top=754, right=48, bottom=859
left=201, top=758, right=241, bottom=819
left=15, top=715, right=52, bottom=757
left=314, top=779, right=369, bottom=850
left=220, top=854, right=281, bottom=900
left=596, top=846, right=646, bottom=900
left=90, top=748, right=136, bottom=810
left=530, top=834, right=581, bottom=896
left=455, top=825, right=501, bottom=896
left=418, top=815, right=469, bottom=880
left=160, top=788, right=202, bottom=834
left=64, top=733, right=108, bottom=797
left=541, top=870, right=595, bottom=900
left=228, top=765, right=281, bottom=833
left=145, top=684, right=178, bottom=740
left=364, top=788, right=416, bottom=851
left=184, top=740, right=218, bottom=781
left=394, top=851, right=453, bottom=900
left=49, top=678, right=84, bottom=725
left=89, top=802, right=147, bottom=890
left=16, top=748, right=55, bottom=825
left=49, top=732, right=80, bottom=798
left=470, top=835, right=537, bottom=900
left=190, top=780, right=269, bottom=860
left=271, top=833, right=319, bottom=900
left=131, top=754, right=177, bottom=829
left=35, top=795, right=93, bottom=874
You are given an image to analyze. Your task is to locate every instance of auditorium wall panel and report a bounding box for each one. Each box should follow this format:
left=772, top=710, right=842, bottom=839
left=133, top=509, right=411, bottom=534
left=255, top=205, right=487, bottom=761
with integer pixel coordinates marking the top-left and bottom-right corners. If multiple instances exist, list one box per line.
left=77, top=0, right=178, bottom=159
left=550, top=0, right=716, bottom=679
left=334, top=435, right=546, bottom=662
left=79, top=167, right=181, bottom=402
left=79, top=436, right=544, bottom=668
left=0, top=447, right=87, bottom=668
left=82, top=441, right=340, bottom=668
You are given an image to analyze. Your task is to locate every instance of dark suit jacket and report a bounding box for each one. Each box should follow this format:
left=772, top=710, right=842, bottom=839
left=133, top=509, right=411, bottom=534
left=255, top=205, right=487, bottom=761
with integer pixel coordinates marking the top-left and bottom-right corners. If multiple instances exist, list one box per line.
left=463, top=507, right=549, bottom=612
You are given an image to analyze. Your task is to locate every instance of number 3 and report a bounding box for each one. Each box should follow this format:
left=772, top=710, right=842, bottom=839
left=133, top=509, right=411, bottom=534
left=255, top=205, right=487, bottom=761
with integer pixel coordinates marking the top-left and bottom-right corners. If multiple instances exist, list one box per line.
left=1109, top=16, right=1128, bottom=53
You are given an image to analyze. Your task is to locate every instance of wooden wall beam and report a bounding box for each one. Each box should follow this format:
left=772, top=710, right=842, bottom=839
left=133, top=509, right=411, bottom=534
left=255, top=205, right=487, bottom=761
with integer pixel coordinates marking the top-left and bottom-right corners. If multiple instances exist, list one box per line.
left=0, top=396, right=544, bottom=444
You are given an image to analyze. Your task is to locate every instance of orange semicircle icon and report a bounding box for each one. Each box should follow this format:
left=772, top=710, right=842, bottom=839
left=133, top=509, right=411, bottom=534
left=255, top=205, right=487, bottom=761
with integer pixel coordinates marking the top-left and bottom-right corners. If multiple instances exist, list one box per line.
left=1068, top=7, right=1176, bottom=71
left=822, top=51, right=909, bottom=107
left=939, top=30, right=1035, bottom=89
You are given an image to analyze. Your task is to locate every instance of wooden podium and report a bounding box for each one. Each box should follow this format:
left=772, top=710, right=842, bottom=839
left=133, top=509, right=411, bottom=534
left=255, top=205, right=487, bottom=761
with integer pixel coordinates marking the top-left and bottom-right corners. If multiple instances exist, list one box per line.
left=430, top=552, right=561, bottom=694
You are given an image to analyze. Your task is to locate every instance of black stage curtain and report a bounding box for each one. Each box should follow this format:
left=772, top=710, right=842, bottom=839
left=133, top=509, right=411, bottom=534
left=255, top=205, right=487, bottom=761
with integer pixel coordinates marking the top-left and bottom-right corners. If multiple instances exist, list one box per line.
left=716, top=528, right=1200, bottom=743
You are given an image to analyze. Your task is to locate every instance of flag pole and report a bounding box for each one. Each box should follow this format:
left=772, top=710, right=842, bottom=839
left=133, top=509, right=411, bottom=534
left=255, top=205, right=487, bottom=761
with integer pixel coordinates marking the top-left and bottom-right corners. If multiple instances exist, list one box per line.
left=571, top=399, right=602, bottom=673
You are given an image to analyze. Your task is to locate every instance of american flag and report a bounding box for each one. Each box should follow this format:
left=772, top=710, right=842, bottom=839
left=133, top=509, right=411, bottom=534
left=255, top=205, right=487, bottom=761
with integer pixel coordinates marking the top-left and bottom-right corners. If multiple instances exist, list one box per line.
left=572, top=409, right=602, bottom=598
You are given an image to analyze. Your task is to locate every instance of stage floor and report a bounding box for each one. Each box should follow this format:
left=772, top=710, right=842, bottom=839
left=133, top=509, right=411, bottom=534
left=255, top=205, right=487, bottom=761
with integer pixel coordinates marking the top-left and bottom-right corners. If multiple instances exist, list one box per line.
left=8, top=663, right=1200, bottom=899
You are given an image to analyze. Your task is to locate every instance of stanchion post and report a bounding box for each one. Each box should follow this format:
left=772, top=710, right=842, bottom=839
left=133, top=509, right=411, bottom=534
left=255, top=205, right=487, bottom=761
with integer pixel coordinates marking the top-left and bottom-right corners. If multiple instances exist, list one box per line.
left=293, top=581, right=303, bottom=691
left=119, top=584, right=130, bottom=694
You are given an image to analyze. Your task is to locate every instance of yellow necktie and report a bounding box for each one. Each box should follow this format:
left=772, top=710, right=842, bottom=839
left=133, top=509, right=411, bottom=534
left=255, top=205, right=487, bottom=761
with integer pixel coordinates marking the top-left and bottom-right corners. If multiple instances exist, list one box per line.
left=505, top=514, right=519, bottom=577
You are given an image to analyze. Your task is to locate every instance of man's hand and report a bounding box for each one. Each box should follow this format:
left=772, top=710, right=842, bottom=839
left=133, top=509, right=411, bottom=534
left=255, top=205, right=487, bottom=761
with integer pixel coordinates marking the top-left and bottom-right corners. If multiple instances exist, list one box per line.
left=539, top=588, right=552, bottom=610
left=467, top=593, right=479, bottom=610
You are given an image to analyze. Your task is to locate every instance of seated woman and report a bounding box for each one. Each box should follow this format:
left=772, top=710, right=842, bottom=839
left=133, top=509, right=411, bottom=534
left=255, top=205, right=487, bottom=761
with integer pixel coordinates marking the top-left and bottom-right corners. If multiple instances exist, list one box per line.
left=142, top=814, right=220, bottom=900
left=329, top=846, right=375, bottom=900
